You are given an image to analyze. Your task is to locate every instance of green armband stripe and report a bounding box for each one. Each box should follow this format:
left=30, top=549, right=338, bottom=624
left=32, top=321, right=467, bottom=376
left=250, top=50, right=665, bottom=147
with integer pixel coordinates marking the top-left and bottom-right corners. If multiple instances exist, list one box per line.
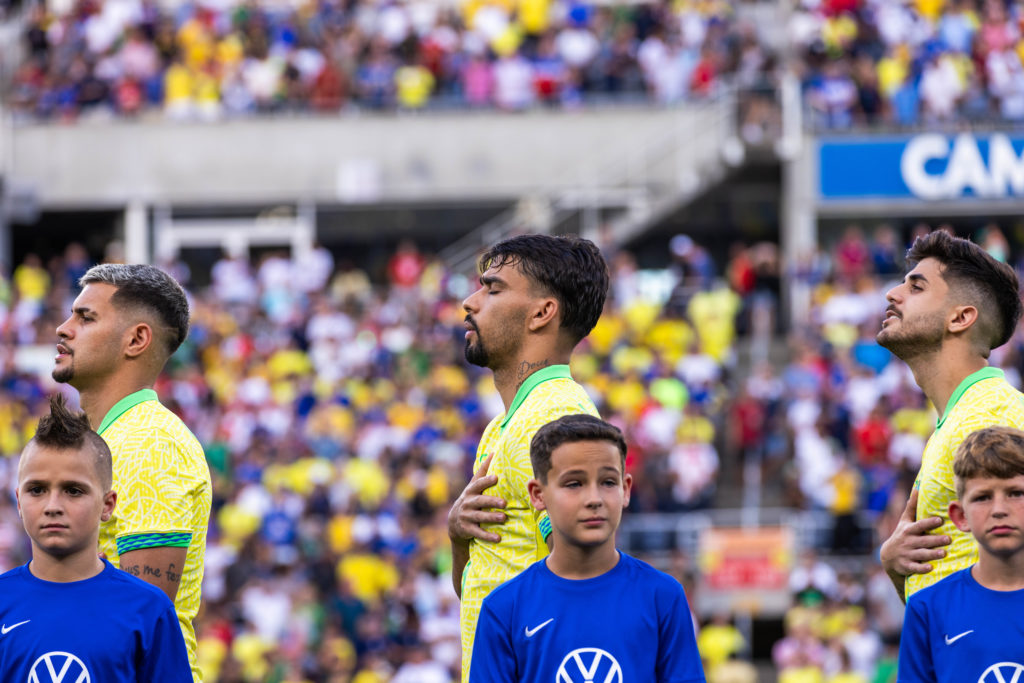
left=539, top=516, right=552, bottom=541
left=117, top=532, right=192, bottom=555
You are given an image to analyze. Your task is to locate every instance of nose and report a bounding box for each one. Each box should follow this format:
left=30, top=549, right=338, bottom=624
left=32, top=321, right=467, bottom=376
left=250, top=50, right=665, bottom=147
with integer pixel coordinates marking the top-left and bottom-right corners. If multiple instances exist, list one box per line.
left=885, top=286, right=900, bottom=305
left=463, top=287, right=481, bottom=315
left=992, top=494, right=1010, bottom=518
left=56, top=316, right=72, bottom=340
left=584, top=484, right=603, bottom=508
left=43, top=491, right=64, bottom=516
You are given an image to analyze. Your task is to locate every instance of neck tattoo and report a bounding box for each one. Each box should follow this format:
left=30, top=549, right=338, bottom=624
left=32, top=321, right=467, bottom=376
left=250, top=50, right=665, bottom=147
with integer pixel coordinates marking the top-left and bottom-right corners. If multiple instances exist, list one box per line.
left=514, top=359, right=550, bottom=390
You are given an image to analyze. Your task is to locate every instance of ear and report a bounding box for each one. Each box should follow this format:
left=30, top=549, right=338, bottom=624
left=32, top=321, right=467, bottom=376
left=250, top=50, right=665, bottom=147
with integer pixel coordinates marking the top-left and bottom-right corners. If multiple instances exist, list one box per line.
left=949, top=499, right=970, bottom=533
left=527, top=297, right=559, bottom=333
left=124, top=322, right=155, bottom=360
left=947, top=305, right=979, bottom=335
left=100, top=490, right=117, bottom=522
left=528, top=478, right=546, bottom=511
left=622, top=472, right=633, bottom=509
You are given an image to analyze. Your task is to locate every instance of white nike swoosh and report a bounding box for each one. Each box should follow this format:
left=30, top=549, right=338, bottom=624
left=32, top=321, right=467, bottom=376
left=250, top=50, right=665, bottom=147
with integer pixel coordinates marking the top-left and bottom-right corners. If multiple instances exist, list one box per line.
left=944, top=630, right=973, bottom=645
left=1, top=620, right=29, bottom=635
left=524, top=618, right=554, bottom=638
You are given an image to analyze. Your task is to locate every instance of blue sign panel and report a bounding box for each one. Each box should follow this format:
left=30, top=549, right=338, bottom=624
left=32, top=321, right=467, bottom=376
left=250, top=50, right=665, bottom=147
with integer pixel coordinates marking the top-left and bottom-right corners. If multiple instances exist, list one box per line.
left=819, top=134, right=1024, bottom=202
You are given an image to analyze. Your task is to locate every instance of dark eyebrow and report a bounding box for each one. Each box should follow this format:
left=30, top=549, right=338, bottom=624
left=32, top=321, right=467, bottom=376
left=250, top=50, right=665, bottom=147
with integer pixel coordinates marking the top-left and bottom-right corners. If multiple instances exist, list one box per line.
left=72, top=306, right=97, bottom=316
left=558, top=466, right=621, bottom=478
left=907, top=273, right=928, bottom=285
left=22, top=478, right=92, bottom=490
left=480, top=275, right=506, bottom=288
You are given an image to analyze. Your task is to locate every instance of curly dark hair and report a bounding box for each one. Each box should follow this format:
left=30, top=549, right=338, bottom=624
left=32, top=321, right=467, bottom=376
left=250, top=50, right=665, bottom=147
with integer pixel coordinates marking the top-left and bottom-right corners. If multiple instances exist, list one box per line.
left=907, top=230, right=1022, bottom=352
left=479, top=234, right=609, bottom=347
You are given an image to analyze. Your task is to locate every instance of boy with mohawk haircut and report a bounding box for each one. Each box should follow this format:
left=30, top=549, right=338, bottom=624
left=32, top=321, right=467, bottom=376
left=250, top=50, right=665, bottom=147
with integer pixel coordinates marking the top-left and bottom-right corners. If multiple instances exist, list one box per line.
left=0, top=395, right=191, bottom=681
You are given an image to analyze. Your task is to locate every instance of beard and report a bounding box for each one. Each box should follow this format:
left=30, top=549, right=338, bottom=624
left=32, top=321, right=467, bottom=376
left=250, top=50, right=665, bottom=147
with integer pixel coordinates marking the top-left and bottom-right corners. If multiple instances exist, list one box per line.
left=464, top=337, right=490, bottom=367
left=877, top=310, right=945, bottom=361
left=463, top=311, right=525, bottom=369
left=52, top=363, right=74, bottom=384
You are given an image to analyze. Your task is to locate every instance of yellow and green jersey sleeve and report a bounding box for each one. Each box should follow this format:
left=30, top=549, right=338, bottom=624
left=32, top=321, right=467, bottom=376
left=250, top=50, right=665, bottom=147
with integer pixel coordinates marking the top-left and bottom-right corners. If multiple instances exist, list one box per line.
left=98, top=389, right=212, bottom=683
left=460, top=365, right=598, bottom=682
left=907, top=368, right=1024, bottom=598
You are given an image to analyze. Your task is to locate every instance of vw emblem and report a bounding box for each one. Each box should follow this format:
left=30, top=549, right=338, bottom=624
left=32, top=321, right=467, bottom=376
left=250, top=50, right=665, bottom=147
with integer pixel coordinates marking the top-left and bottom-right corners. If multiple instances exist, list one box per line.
left=556, top=647, right=623, bottom=683
left=28, top=651, right=91, bottom=683
left=979, top=662, right=1024, bottom=683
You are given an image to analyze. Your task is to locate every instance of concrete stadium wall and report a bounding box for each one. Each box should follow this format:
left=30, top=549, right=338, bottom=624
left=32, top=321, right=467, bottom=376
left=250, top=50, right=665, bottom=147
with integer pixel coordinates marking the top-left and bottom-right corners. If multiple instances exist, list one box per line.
left=9, top=107, right=709, bottom=208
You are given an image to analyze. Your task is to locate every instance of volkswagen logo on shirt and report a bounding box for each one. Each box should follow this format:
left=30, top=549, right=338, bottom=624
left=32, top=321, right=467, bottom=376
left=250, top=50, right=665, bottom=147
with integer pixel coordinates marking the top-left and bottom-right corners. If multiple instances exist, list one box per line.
left=28, top=651, right=91, bottom=683
left=556, top=647, right=623, bottom=683
left=979, top=662, right=1024, bottom=683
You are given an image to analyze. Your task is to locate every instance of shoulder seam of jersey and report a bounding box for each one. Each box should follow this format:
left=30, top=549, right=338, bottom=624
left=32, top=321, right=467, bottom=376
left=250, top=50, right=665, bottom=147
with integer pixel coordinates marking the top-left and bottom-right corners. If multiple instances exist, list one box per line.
left=97, top=389, right=159, bottom=435
left=936, top=367, right=1005, bottom=430
left=499, top=365, right=573, bottom=431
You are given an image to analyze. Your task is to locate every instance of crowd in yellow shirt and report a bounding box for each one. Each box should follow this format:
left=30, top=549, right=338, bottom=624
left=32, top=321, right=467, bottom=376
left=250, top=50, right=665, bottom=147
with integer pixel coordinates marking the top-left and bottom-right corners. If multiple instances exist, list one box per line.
left=0, top=225, right=1021, bottom=680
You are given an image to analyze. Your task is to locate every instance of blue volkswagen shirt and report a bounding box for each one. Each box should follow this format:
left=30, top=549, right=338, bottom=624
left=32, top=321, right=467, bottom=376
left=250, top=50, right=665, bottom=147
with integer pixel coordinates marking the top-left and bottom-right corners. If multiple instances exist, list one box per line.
left=899, top=567, right=1024, bottom=683
left=470, top=552, right=706, bottom=683
left=0, top=560, right=192, bottom=682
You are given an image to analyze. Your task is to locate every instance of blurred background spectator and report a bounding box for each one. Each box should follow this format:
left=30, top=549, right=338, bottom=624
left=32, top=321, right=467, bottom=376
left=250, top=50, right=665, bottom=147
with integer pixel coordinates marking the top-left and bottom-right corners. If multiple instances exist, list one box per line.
left=2, top=219, right=1021, bottom=679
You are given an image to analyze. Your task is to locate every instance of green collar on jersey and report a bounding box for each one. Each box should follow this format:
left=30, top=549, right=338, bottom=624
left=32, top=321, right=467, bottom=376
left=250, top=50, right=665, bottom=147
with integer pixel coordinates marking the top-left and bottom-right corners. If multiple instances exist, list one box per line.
left=500, top=364, right=573, bottom=431
left=936, top=366, right=1004, bottom=430
left=97, top=389, right=159, bottom=436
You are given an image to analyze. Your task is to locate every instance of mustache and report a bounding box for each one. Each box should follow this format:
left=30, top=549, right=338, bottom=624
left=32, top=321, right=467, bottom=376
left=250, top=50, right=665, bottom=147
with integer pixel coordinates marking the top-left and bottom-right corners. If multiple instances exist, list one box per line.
left=464, top=315, right=480, bottom=333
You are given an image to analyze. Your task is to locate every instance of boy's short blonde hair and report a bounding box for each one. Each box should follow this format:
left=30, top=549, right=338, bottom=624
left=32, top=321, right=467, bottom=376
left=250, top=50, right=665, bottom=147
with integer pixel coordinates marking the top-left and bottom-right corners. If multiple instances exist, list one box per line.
left=954, top=426, right=1024, bottom=499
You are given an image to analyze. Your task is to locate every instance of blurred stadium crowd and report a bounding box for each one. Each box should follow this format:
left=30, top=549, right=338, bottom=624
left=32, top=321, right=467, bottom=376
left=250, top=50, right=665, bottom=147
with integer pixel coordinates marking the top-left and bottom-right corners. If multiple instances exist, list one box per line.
left=7, top=0, right=767, bottom=118
left=795, top=0, right=1024, bottom=127
left=10, top=0, right=1024, bottom=127
left=0, top=222, right=1021, bottom=681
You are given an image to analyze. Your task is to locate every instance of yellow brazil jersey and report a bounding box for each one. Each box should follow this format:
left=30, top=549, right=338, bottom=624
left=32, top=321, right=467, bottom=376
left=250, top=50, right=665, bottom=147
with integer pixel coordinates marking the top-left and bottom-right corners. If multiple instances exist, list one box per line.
left=460, top=365, right=598, bottom=682
left=907, top=367, right=1024, bottom=598
left=97, top=389, right=213, bottom=683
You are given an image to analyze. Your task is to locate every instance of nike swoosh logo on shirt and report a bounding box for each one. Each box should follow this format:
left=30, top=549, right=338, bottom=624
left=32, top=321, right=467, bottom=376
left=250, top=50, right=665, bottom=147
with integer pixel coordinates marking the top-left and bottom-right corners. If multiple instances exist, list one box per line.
left=944, top=630, right=973, bottom=645
left=1, top=620, right=29, bottom=635
left=525, top=618, right=554, bottom=638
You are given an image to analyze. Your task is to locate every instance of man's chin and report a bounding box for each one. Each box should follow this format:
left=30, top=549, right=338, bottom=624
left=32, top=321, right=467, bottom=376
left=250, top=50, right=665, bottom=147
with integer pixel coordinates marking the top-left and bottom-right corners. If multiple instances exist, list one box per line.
left=51, top=368, right=74, bottom=385
left=464, top=343, right=489, bottom=368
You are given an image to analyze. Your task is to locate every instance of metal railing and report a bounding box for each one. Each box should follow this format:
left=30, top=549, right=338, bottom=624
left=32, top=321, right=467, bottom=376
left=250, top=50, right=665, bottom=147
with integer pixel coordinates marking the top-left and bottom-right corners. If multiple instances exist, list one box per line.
left=440, top=88, right=739, bottom=274
left=617, top=508, right=879, bottom=558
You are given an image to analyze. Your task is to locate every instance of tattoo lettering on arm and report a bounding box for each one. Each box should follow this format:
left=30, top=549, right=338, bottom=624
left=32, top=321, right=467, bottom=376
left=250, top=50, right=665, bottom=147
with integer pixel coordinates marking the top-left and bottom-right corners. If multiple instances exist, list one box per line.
left=119, top=546, right=187, bottom=603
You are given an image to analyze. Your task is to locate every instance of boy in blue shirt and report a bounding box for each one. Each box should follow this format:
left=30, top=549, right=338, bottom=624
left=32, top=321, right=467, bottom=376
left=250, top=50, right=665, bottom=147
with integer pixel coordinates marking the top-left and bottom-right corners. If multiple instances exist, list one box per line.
left=0, top=396, right=192, bottom=682
left=898, top=426, right=1024, bottom=682
left=470, top=414, right=706, bottom=683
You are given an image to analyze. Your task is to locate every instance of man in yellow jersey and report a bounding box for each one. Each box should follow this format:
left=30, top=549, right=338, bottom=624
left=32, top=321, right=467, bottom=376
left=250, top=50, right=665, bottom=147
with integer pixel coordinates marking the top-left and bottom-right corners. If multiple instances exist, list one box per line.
left=877, top=230, right=1024, bottom=602
left=448, top=234, right=609, bottom=681
left=52, top=264, right=212, bottom=682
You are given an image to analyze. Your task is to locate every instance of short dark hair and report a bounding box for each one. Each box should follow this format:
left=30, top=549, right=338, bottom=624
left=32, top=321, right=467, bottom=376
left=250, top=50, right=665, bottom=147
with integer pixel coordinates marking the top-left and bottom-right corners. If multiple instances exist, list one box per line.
left=81, top=264, right=190, bottom=355
left=954, top=426, right=1024, bottom=499
left=906, top=230, right=1022, bottom=352
left=479, top=234, right=609, bottom=347
left=530, top=414, right=626, bottom=483
left=26, top=395, right=112, bottom=491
